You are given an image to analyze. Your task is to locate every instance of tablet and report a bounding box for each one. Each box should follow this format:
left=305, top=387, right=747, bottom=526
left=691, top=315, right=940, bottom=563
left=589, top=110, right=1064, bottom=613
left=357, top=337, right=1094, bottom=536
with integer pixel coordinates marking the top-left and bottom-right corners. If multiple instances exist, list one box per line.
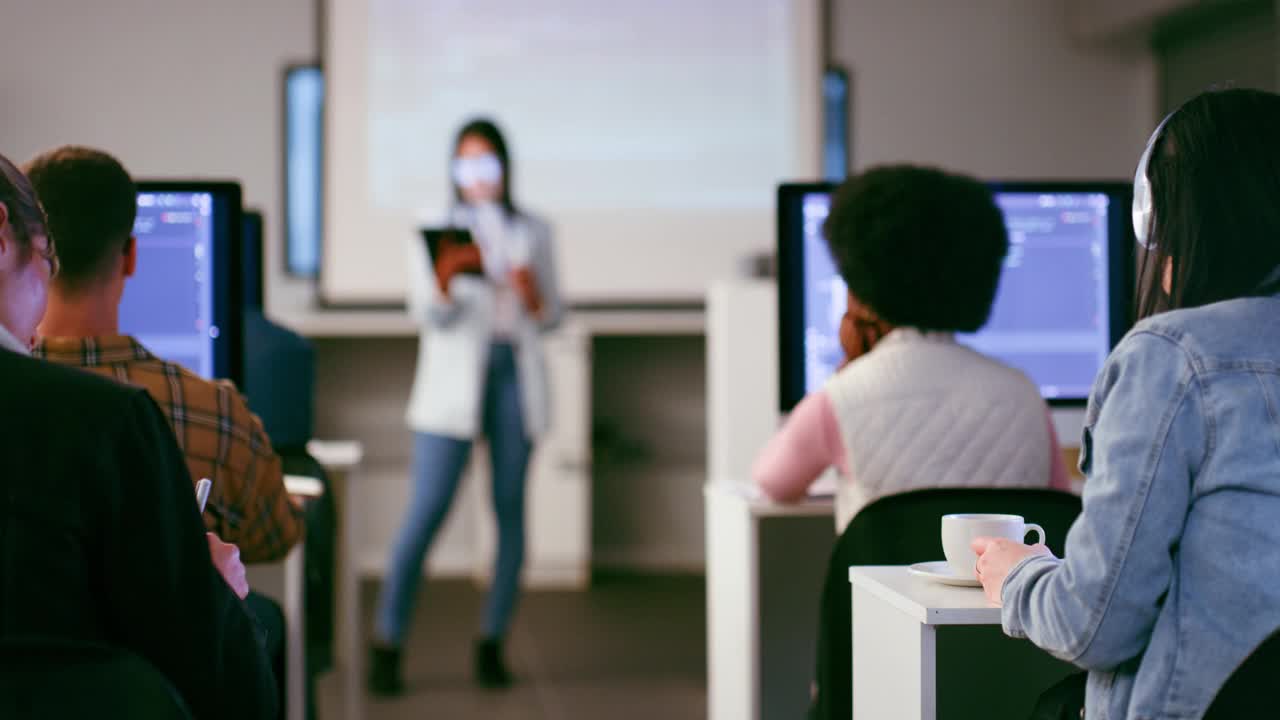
left=421, top=227, right=484, bottom=276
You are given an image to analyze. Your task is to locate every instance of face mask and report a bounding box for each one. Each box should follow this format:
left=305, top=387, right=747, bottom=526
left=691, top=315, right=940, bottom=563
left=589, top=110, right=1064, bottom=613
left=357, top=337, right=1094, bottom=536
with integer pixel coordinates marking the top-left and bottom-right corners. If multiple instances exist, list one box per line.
left=452, top=153, right=503, bottom=189
left=1133, top=113, right=1173, bottom=250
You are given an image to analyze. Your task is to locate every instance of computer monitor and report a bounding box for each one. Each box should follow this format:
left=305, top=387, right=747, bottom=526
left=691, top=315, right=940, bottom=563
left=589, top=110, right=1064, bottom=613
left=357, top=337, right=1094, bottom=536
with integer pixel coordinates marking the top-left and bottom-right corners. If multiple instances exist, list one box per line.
left=243, top=209, right=264, bottom=311
left=122, top=182, right=243, bottom=385
left=777, top=181, right=1133, bottom=412
left=284, top=64, right=323, bottom=277
left=822, top=66, right=850, bottom=181
left=238, top=209, right=316, bottom=448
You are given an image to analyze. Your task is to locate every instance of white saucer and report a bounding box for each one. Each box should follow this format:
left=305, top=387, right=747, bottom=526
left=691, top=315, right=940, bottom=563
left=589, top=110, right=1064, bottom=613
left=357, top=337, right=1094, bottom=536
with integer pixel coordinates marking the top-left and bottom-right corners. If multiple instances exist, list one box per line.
left=907, top=561, right=982, bottom=587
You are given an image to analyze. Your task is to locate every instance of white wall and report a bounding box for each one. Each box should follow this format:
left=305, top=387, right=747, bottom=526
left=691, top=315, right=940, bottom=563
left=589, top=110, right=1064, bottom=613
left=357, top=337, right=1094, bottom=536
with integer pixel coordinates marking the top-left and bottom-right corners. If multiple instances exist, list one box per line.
left=0, top=0, right=317, bottom=315
left=833, top=0, right=1156, bottom=179
left=1158, top=0, right=1277, bottom=110
left=1066, top=0, right=1196, bottom=45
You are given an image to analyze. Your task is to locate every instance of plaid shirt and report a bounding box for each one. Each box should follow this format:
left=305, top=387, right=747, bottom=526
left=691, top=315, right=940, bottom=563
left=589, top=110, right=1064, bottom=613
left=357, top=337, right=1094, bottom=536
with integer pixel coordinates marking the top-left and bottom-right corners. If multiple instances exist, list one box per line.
left=34, top=335, right=304, bottom=563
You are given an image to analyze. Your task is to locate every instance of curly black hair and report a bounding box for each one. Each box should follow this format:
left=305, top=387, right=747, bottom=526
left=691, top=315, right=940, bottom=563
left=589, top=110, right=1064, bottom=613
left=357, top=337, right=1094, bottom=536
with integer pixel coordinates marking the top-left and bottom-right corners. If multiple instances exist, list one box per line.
left=24, top=146, right=136, bottom=292
left=823, top=165, right=1008, bottom=332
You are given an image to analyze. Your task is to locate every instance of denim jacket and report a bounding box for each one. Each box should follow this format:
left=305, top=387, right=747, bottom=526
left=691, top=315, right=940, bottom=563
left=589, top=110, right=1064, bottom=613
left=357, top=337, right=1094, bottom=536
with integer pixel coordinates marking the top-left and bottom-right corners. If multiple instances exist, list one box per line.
left=1001, top=295, right=1280, bottom=720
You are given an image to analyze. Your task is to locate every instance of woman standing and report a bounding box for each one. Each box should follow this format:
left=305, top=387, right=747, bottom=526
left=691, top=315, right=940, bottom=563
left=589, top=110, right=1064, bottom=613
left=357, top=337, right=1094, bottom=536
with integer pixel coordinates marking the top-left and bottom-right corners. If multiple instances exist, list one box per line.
left=974, top=88, right=1280, bottom=719
left=370, top=119, right=562, bottom=695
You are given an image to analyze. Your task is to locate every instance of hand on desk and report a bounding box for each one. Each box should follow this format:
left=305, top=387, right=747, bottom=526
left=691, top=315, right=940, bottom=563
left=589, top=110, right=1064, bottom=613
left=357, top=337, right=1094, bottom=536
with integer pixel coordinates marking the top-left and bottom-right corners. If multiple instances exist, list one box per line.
left=208, top=533, right=249, bottom=599
left=972, top=537, right=1053, bottom=605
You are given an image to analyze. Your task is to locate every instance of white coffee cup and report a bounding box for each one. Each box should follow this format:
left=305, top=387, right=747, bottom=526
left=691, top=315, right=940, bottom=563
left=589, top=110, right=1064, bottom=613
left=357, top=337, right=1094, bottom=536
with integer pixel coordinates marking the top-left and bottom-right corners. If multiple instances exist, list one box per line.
left=941, top=514, right=1045, bottom=580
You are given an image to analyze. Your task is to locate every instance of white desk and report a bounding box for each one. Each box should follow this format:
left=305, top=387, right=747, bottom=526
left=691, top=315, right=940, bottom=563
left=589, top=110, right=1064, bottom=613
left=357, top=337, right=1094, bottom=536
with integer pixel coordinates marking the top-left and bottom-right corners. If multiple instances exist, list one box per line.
left=307, top=440, right=365, bottom=720
left=704, top=482, right=836, bottom=720
left=849, top=567, right=1075, bottom=720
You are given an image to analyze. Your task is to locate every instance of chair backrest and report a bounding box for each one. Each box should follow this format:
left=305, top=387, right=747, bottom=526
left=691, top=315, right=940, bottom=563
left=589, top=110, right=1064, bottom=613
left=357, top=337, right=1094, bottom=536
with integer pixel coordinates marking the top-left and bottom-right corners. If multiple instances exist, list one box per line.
left=810, top=487, right=1082, bottom=720
left=0, top=637, right=193, bottom=720
left=243, top=310, right=316, bottom=449
left=1204, top=626, right=1280, bottom=719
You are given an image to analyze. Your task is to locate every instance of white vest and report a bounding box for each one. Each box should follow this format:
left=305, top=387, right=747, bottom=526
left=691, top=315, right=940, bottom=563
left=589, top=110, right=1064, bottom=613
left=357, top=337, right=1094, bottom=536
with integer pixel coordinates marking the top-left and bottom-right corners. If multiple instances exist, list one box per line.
left=826, top=329, right=1052, bottom=531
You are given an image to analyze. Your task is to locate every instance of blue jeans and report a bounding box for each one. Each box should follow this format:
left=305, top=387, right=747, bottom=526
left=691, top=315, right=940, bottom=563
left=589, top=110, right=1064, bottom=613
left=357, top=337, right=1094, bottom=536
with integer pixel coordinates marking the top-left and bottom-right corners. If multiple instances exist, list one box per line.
left=374, top=344, right=532, bottom=644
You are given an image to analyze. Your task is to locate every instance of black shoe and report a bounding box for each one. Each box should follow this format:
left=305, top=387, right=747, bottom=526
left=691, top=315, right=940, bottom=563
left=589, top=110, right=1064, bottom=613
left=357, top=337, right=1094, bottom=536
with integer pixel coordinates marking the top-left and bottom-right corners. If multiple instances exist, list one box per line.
left=474, top=637, right=514, bottom=689
left=368, top=645, right=404, bottom=697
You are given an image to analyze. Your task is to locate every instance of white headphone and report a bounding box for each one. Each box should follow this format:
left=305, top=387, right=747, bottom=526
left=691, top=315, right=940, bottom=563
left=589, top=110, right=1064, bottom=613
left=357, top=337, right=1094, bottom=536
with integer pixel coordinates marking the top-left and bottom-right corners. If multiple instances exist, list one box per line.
left=1132, top=112, right=1174, bottom=250
left=1133, top=103, right=1280, bottom=295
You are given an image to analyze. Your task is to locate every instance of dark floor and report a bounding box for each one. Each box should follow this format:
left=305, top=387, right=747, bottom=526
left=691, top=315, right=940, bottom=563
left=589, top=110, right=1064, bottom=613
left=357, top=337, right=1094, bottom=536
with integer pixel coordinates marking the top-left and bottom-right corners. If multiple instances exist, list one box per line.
left=318, top=573, right=706, bottom=720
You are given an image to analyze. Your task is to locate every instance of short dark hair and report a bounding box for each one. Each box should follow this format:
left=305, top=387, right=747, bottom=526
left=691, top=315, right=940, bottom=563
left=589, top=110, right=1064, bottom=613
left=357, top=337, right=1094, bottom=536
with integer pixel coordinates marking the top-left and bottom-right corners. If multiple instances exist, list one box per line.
left=23, top=146, right=136, bottom=291
left=451, top=117, right=518, bottom=216
left=1137, top=88, right=1280, bottom=318
left=823, top=165, right=1008, bottom=332
left=0, top=153, right=49, bottom=258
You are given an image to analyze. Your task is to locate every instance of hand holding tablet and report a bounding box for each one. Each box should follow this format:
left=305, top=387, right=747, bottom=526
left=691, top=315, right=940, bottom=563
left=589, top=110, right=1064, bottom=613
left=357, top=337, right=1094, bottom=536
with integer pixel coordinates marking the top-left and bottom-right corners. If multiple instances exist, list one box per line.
left=424, top=227, right=485, bottom=294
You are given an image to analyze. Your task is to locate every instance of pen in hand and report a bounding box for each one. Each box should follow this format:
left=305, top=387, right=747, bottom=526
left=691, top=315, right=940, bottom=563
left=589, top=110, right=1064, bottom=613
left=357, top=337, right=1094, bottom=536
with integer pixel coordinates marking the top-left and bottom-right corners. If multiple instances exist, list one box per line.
left=198, top=478, right=247, bottom=598
left=195, top=478, right=212, bottom=514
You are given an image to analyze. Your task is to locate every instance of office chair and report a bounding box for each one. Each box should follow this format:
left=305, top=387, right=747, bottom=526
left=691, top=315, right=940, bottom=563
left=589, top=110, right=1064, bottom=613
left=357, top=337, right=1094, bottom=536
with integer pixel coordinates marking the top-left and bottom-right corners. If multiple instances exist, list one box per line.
left=1028, top=616, right=1280, bottom=718
left=0, top=637, right=193, bottom=720
left=809, top=487, right=1083, bottom=720
left=1203, top=625, right=1280, bottom=719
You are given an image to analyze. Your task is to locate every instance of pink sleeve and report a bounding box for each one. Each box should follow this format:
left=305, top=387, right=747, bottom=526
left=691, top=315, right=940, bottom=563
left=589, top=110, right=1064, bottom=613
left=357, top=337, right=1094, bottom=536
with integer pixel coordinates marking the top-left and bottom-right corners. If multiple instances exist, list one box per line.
left=753, top=391, right=849, bottom=502
left=1046, top=410, right=1072, bottom=491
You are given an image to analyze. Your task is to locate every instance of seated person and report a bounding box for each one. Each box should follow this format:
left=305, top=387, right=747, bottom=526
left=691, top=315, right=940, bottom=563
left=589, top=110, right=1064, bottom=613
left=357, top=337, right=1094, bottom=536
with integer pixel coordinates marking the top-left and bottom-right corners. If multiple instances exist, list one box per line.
left=25, top=146, right=303, bottom=564
left=754, top=165, right=1068, bottom=530
left=974, top=88, right=1280, bottom=720
left=0, top=152, right=277, bottom=718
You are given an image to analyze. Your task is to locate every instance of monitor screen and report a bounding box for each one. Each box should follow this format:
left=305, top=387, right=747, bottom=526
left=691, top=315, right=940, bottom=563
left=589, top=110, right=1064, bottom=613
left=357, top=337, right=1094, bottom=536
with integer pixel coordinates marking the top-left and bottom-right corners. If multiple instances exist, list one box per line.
left=284, top=64, right=323, bottom=277
left=778, top=181, right=1133, bottom=411
left=121, top=182, right=243, bottom=384
left=822, top=67, right=849, bottom=182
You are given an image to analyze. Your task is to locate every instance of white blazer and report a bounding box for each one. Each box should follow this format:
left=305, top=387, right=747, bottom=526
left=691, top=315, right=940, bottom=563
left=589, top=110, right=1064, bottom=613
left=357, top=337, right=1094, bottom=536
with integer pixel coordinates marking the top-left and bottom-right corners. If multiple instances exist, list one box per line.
left=405, top=206, right=563, bottom=440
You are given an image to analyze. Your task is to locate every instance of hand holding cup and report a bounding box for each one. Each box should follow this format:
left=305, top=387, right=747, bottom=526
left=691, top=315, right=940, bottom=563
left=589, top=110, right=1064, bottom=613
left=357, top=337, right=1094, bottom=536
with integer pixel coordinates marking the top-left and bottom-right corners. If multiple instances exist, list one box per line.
left=940, top=514, right=1051, bottom=604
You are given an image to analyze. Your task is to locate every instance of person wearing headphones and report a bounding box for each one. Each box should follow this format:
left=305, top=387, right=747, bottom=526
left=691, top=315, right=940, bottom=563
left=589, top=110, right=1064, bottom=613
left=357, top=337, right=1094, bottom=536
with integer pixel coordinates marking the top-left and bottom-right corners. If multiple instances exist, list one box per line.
left=974, top=88, right=1280, bottom=719
left=370, top=118, right=562, bottom=695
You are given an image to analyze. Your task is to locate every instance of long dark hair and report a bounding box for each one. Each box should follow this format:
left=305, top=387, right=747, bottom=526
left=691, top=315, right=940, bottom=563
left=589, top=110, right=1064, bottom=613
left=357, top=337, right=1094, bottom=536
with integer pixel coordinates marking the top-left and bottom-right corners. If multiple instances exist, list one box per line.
left=0, top=153, right=48, bottom=256
left=451, top=117, right=518, bottom=217
left=1136, top=88, right=1280, bottom=319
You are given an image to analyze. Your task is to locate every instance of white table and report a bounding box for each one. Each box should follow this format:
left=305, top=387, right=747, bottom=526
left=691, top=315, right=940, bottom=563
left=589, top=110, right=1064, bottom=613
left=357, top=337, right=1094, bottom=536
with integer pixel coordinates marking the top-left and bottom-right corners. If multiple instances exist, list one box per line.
left=307, top=440, right=365, bottom=720
left=849, top=566, right=1076, bottom=720
left=704, top=482, right=837, bottom=720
